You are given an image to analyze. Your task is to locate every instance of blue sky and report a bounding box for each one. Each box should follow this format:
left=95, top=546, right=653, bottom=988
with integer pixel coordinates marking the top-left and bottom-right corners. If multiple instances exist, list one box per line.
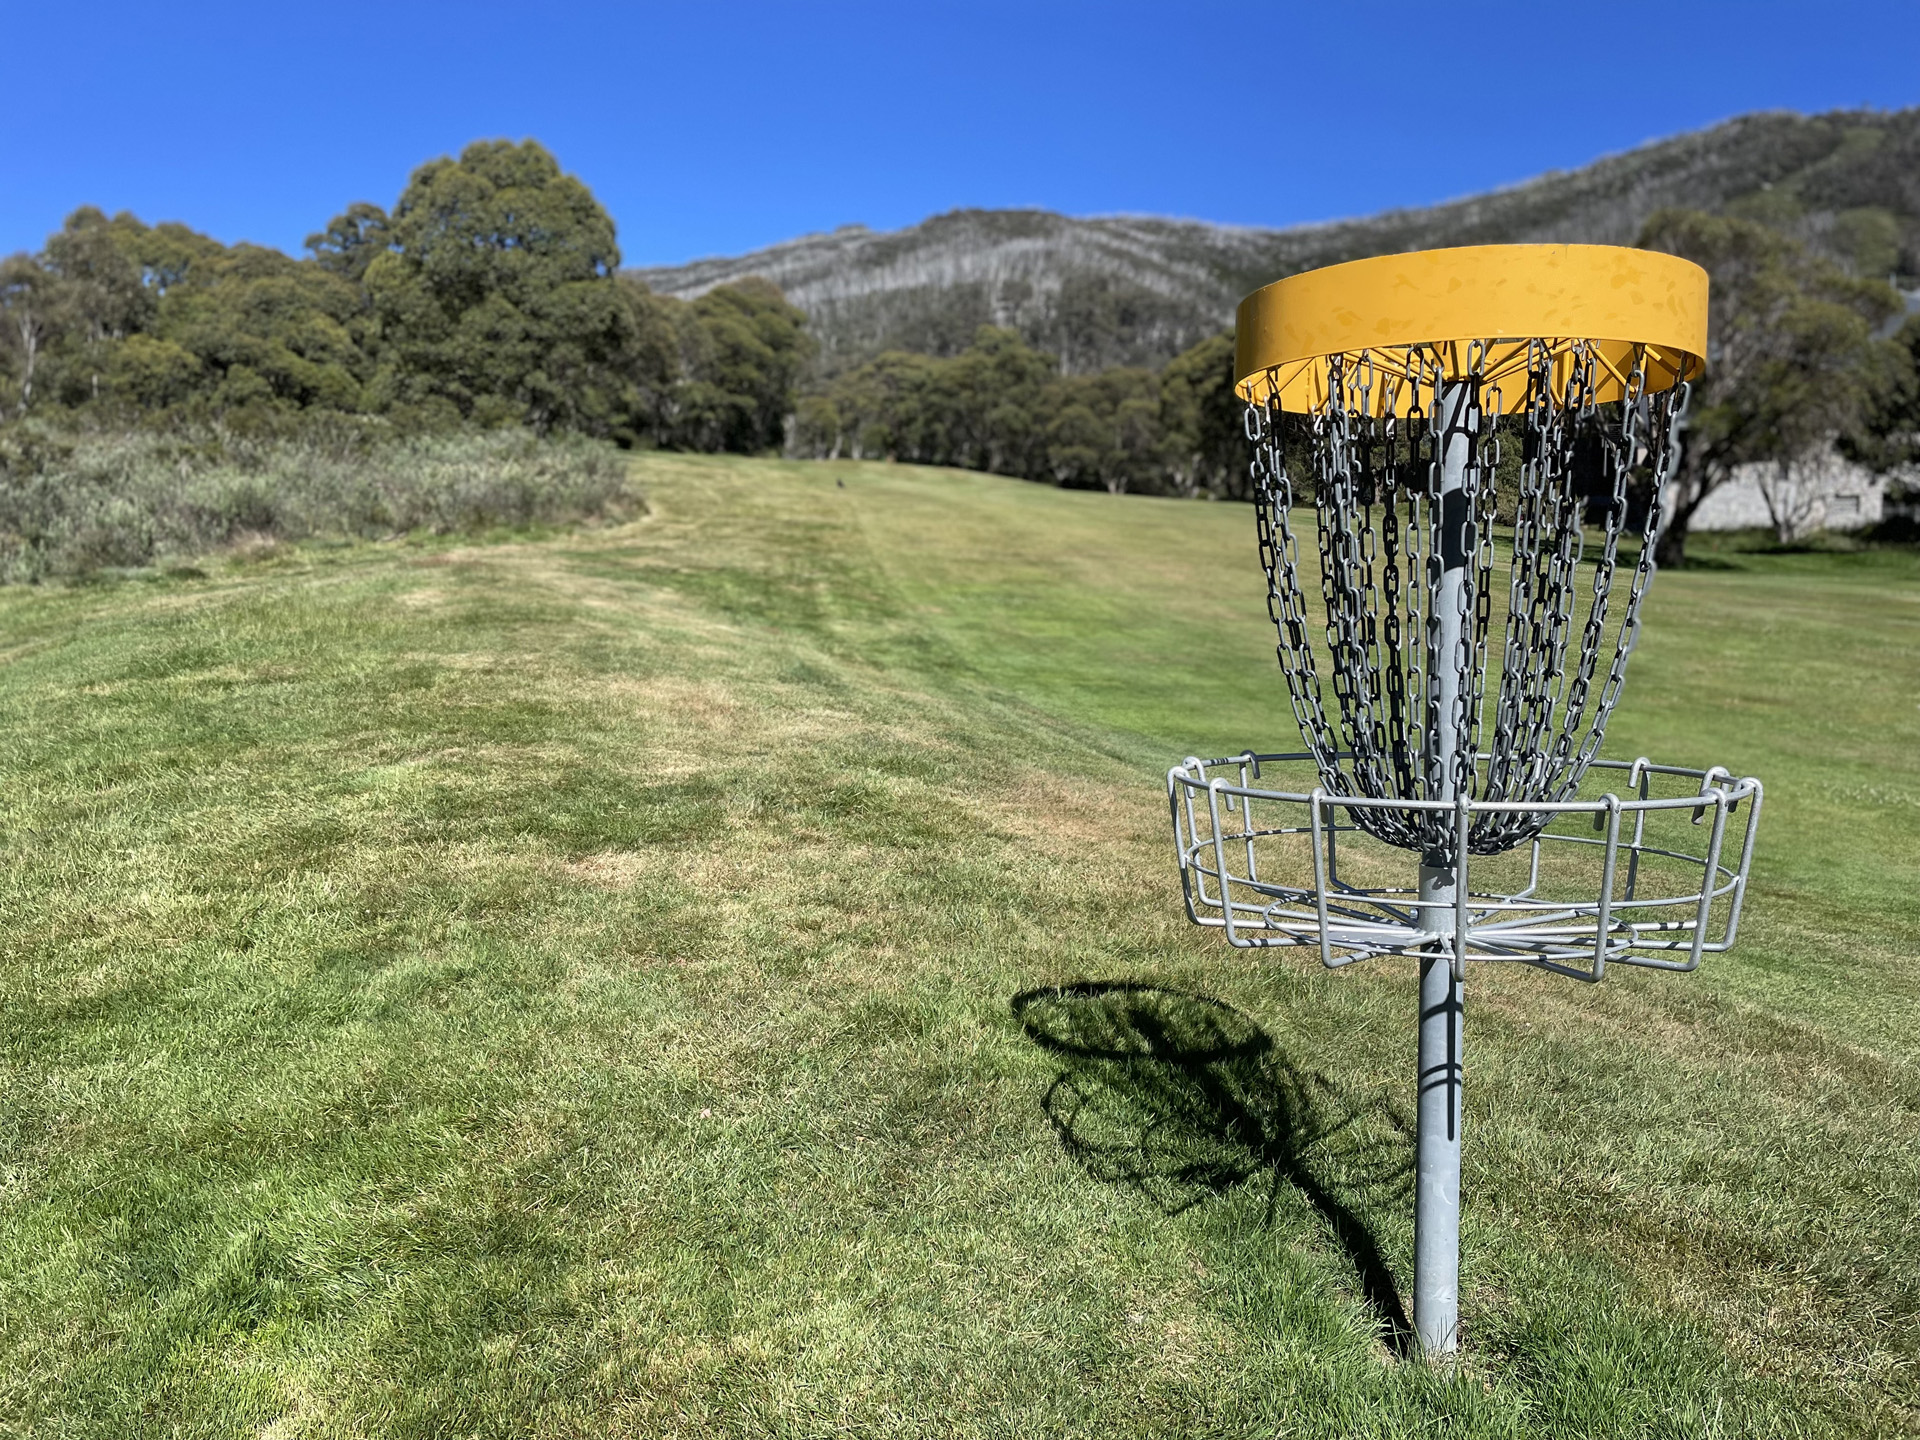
left=9, top=1, right=1918, bottom=267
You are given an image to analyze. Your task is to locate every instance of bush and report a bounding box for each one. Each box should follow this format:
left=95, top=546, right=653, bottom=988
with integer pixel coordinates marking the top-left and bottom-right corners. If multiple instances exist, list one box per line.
left=0, top=419, right=640, bottom=583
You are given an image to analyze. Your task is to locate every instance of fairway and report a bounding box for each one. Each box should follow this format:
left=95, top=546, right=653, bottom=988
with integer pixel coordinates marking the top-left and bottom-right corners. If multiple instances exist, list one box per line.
left=2, top=453, right=1917, bottom=1436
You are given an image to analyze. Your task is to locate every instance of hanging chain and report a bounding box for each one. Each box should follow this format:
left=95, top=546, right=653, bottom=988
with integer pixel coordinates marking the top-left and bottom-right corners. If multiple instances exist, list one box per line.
left=1247, top=341, right=1688, bottom=857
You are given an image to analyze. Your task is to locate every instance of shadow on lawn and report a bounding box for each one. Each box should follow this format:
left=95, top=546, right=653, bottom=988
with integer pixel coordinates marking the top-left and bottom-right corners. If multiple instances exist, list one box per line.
left=1012, top=980, right=1416, bottom=1357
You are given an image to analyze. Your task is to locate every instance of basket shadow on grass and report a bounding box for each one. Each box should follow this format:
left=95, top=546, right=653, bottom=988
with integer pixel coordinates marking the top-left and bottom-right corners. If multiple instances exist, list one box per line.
left=1012, top=981, right=1417, bottom=1357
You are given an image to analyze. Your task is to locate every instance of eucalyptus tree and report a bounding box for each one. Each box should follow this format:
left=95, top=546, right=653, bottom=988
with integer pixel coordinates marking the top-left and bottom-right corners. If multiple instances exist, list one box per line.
left=0, top=254, right=61, bottom=415
left=151, top=242, right=372, bottom=412
left=668, top=278, right=812, bottom=453
left=306, top=203, right=391, bottom=283
left=1639, top=209, right=1905, bottom=561
left=365, top=140, right=635, bottom=432
left=1158, top=332, right=1249, bottom=499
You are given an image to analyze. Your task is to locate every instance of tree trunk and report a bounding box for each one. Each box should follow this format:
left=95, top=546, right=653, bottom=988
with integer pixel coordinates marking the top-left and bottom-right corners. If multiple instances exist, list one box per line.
left=1655, top=438, right=1717, bottom=569
left=16, top=316, right=37, bottom=416
left=1654, top=503, right=1693, bottom=569
left=1765, top=460, right=1793, bottom=545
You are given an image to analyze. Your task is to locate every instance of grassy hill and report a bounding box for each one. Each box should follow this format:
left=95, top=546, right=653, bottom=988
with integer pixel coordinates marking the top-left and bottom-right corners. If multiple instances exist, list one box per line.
left=2, top=454, right=1917, bottom=1436
left=633, top=109, right=1920, bottom=376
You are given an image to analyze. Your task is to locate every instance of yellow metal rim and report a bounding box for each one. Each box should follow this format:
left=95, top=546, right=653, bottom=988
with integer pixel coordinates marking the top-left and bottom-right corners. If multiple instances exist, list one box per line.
left=1233, top=244, right=1709, bottom=415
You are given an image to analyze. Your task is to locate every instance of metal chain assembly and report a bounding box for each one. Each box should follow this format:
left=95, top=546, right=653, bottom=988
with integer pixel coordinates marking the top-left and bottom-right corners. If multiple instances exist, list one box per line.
left=1245, top=343, right=1690, bottom=859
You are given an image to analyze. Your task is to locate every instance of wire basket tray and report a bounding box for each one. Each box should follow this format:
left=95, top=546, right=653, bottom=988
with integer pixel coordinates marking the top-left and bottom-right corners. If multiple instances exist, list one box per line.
left=1169, top=752, right=1762, bottom=983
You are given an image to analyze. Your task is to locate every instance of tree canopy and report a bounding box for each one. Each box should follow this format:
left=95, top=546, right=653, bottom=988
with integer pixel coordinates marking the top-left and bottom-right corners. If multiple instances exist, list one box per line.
left=1639, top=209, right=1911, bottom=557
left=791, top=325, right=1253, bottom=499
left=3, top=138, right=1915, bottom=532
left=362, top=140, right=631, bottom=431
left=0, top=141, right=810, bottom=453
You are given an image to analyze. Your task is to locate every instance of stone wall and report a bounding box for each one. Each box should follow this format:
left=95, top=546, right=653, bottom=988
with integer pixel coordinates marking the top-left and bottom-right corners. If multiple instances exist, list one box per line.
left=1692, top=452, right=1888, bottom=533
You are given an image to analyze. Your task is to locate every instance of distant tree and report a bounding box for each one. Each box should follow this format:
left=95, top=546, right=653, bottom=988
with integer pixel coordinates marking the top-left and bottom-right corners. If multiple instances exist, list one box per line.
left=942, top=327, right=1054, bottom=473
left=799, top=324, right=1260, bottom=497
left=802, top=327, right=1055, bottom=470
left=1638, top=210, right=1905, bottom=563
left=0, top=254, right=63, bottom=415
left=612, top=274, right=683, bottom=446
left=674, top=278, right=812, bottom=452
left=306, top=202, right=391, bottom=283
left=39, top=209, right=153, bottom=404
left=824, top=349, right=942, bottom=461
left=0, top=142, right=815, bottom=443
left=0, top=208, right=383, bottom=420
left=107, top=333, right=203, bottom=410
left=1158, top=331, right=1251, bottom=498
left=793, top=392, right=844, bottom=459
left=1826, top=206, right=1903, bottom=280
left=1045, top=368, right=1161, bottom=494
left=152, top=242, right=373, bottom=412
left=365, top=140, right=634, bottom=432
left=622, top=277, right=811, bottom=453
left=1749, top=295, right=1912, bottom=542
left=1847, top=312, right=1920, bottom=476
left=124, top=221, right=227, bottom=296
left=43, top=210, right=152, bottom=340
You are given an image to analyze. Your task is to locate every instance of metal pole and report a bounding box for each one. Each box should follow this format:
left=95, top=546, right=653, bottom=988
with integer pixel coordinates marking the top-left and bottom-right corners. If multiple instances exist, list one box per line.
left=1414, top=378, right=1473, bottom=1357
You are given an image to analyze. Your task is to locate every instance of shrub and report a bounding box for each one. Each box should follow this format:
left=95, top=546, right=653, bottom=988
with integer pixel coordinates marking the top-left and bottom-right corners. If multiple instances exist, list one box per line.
left=0, top=419, right=639, bottom=583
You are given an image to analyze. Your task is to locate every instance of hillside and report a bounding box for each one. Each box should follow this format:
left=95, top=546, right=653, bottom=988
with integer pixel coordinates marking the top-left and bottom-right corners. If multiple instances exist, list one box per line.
left=633, top=108, right=1920, bottom=375
left=2, top=454, right=1917, bottom=1431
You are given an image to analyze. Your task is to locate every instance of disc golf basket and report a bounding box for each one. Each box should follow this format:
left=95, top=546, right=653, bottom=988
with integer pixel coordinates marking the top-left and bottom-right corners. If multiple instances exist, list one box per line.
left=1166, top=245, right=1763, bottom=1358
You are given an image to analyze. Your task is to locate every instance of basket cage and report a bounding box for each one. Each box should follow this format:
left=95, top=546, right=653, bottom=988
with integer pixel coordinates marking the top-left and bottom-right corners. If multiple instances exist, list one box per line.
left=1168, top=750, right=1762, bottom=983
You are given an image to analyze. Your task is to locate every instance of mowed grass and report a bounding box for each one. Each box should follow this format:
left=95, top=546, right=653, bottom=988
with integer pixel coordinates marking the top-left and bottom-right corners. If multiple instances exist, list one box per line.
left=0, top=452, right=1916, bottom=1438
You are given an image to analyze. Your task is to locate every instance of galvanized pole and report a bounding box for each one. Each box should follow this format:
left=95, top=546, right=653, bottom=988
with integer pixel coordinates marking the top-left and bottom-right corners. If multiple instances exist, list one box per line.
left=1414, top=378, right=1473, bottom=1357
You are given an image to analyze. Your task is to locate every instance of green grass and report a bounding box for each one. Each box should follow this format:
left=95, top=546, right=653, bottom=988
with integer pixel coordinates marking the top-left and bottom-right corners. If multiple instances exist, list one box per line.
left=1, top=453, right=1916, bottom=1437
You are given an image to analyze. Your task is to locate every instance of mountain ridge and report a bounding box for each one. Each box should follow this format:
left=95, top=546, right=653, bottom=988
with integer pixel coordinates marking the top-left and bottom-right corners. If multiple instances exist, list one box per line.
left=631, top=108, right=1920, bottom=376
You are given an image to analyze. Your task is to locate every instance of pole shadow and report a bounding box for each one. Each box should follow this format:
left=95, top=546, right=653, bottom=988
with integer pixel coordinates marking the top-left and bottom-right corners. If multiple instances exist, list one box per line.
left=1011, top=980, right=1415, bottom=1357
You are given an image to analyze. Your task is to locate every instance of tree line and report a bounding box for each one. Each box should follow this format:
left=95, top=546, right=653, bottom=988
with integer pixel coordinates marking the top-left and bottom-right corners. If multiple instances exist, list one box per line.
left=3, top=136, right=1914, bottom=568
left=793, top=210, right=1919, bottom=563
left=791, top=326, right=1254, bottom=498
left=0, top=141, right=810, bottom=453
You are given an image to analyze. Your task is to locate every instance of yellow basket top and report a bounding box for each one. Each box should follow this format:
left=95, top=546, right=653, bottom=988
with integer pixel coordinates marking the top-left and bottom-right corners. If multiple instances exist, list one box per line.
left=1234, top=244, right=1708, bottom=416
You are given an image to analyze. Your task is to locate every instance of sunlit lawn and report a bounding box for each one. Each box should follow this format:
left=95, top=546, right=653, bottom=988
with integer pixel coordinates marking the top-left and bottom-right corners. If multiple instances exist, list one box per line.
left=1, top=452, right=1915, bottom=1436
